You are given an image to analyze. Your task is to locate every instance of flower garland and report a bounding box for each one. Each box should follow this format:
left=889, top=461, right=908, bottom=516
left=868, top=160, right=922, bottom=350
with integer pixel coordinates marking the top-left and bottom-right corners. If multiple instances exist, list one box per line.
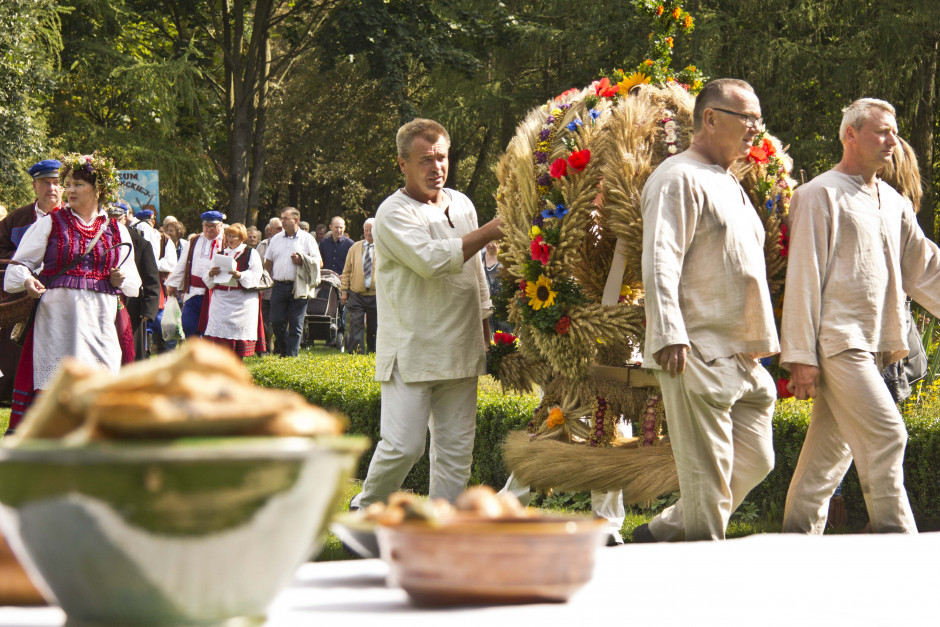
left=662, top=108, right=680, bottom=156
left=514, top=102, right=599, bottom=337
left=59, top=152, right=121, bottom=205
left=486, top=331, right=519, bottom=381
left=627, top=1, right=705, bottom=94
left=589, top=395, right=616, bottom=447
left=639, top=393, right=666, bottom=446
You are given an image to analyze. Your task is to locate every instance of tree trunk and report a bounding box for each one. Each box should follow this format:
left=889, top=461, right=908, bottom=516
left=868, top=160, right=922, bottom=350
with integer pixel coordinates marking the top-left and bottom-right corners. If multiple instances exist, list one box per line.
left=911, top=37, right=937, bottom=239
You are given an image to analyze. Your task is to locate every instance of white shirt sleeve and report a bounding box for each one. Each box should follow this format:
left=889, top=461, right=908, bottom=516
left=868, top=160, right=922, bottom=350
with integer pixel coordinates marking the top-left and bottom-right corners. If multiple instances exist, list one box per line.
left=3, top=216, right=53, bottom=292
left=239, top=248, right=263, bottom=289
left=165, top=239, right=191, bottom=289
left=157, top=237, right=178, bottom=273
left=117, top=224, right=142, bottom=297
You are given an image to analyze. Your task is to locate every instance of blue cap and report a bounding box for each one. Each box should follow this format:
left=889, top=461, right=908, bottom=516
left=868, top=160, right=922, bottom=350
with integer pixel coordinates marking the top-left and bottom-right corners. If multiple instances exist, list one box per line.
left=115, top=201, right=131, bottom=213
left=201, top=210, right=225, bottom=224
left=134, top=209, right=154, bottom=221
left=28, top=159, right=63, bottom=179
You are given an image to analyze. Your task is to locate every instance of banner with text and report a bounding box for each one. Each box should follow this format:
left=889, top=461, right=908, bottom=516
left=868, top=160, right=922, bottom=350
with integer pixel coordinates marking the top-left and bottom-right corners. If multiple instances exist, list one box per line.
left=119, top=170, right=160, bottom=220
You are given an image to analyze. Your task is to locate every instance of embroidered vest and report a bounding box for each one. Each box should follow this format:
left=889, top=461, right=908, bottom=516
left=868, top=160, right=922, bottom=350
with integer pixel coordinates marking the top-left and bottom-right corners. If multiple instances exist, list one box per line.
left=40, top=210, right=122, bottom=295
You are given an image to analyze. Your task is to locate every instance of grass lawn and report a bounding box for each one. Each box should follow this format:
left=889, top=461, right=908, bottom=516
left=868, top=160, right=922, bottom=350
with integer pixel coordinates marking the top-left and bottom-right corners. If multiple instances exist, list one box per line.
left=0, top=407, right=8, bottom=435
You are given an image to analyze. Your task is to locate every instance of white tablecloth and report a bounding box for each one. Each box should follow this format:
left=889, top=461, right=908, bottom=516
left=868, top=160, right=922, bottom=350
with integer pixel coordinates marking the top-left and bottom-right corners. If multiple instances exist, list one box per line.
left=2, top=532, right=937, bottom=626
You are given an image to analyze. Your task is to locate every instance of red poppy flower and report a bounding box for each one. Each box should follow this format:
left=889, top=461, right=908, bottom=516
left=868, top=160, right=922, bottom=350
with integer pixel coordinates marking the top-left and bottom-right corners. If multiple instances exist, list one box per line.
left=554, top=315, right=571, bottom=335
left=555, top=87, right=580, bottom=102
left=518, top=280, right=527, bottom=292
left=777, top=378, right=794, bottom=399
left=567, top=149, right=591, bottom=172
left=549, top=158, right=568, bottom=178
left=778, top=223, right=790, bottom=257
left=591, top=77, right=619, bottom=98
left=530, top=235, right=552, bottom=264
left=748, top=138, right=776, bottom=164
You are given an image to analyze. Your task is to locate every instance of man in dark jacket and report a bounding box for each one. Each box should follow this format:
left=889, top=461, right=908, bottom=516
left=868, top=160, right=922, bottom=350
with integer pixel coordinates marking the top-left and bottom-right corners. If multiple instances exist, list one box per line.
left=108, top=204, right=161, bottom=360
left=0, top=159, right=63, bottom=402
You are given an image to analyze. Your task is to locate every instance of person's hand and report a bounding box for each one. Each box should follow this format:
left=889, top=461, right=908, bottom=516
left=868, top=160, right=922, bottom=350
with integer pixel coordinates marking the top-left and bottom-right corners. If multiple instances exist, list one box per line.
left=233, top=270, right=241, bottom=279
left=487, top=215, right=503, bottom=240
left=109, top=267, right=125, bottom=287
left=25, top=276, right=46, bottom=299
left=654, top=344, right=689, bottom=377
left=208, top=267, right=221, bottom=277
left=166, top=285, right=177, bottom=298
left=291, top=252, right=302, bottom=266
left=788, top=363, right=819, bottom=400
left=340, top=292, right=348, bottom=305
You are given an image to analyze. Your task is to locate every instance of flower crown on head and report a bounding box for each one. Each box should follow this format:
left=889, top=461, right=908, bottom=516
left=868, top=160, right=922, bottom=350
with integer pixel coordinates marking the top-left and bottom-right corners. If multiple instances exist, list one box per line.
left=59, top=152, right=121, bottom=205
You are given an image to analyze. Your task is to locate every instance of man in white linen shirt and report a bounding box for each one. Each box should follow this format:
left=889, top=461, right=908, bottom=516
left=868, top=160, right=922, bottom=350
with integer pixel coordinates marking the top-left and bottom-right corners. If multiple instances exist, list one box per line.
left=264, top=207, right=321, bottom=357
left=350, top=118, right=502, bottom=509
left=165, top=211, right=225, bottom=339
left=633, top=79, right=779, bottom=542
left=781, top=98, right=940, bottom=534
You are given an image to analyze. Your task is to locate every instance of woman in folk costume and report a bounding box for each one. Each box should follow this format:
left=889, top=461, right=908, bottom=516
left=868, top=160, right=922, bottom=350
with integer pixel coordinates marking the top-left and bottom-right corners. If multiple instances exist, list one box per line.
left=201, top=223, right=266, bottom=357
left=3, top=153, right=141, bottom=428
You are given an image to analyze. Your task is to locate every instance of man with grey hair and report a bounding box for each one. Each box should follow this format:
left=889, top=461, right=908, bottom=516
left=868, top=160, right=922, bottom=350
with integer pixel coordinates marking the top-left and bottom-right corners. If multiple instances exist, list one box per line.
left=350, top=118, right=502, bottom=509
left=781, top=98, right=940, bottom=534
left=340, top=217, right=378, bottom=353
left=264, top=207, right=321, bottom=357
left=633, top=78, right=779, bottom=542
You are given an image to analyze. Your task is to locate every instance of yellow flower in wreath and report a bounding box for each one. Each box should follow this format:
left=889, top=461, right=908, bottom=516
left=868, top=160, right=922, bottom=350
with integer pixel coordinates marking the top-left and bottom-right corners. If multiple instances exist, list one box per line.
left=546, top=407, right=565, bottom=429
left=526, top=275, right=557, bottom=310
left=617, top=72, right=651, bottom=94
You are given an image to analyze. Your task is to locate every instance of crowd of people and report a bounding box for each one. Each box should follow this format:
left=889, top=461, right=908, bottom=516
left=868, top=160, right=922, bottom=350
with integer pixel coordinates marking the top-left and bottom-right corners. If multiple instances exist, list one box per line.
left=0, top=79, right=936, bottom=542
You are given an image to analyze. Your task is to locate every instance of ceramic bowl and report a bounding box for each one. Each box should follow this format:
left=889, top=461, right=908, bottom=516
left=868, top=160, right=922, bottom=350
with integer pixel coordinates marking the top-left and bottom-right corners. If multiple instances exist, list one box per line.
left=0, top=435, right=368, bottom=626
left=330, top=512, right=380, bottom=559
left=376, top=515, right=607, bottom=606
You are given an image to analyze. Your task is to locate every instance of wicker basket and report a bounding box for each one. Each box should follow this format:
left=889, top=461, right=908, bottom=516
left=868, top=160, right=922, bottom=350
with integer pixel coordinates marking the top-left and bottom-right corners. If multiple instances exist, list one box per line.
left=0, top=261, right=35, bottom=329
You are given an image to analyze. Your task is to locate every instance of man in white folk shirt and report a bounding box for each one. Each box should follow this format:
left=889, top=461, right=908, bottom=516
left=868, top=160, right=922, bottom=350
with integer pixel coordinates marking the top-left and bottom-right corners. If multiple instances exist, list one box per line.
left=264, top=207, right=321, bottom=357
left=781, top=98, right=940, bottom=534
left=633, top=78, right=779, bottom=542
left=165, top=211, right=226, bottom=339
left=350, top=118, right=502, bottom=509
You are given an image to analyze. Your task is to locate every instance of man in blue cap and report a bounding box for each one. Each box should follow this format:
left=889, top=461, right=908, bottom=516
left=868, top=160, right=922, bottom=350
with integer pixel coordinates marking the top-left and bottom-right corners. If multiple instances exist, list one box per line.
left=0, top=158, right=64, bottom=404
left=165, top=210, right=225, bottom=338
left=127, top=207, right=161, bottom=264
left=0, top=159, right=63, bottom=260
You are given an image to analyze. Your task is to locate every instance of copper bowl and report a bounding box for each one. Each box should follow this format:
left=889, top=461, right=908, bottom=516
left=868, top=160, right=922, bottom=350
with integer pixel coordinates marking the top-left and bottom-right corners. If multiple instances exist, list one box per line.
left=376, top=515, right=606, bottom=606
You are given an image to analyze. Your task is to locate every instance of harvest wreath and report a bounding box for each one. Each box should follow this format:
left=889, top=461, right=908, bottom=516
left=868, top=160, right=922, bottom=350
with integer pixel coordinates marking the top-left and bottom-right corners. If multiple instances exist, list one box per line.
left=492, top=1, right=795, bottom=502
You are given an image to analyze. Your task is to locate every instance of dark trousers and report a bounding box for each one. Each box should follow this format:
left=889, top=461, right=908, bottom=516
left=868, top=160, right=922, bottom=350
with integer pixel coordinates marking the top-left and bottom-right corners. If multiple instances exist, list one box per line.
left=269, top=282, right=307, bottom=357
left=181, top=294, right=204, bottom=339
left=346, top=291, right=377, bottom=354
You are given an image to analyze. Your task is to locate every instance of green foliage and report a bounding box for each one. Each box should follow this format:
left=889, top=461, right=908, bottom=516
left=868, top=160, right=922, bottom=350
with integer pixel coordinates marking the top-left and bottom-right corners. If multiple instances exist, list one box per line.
left=0, top=0, right=62, bottom=206
left=246, top=353, right=537, bottom=492
left=533, top=490, right=593, bottom=512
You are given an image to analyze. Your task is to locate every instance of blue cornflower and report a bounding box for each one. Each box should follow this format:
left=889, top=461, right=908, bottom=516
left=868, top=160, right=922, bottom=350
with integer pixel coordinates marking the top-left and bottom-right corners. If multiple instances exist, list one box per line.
left=541, top=204, right=569, bottom=220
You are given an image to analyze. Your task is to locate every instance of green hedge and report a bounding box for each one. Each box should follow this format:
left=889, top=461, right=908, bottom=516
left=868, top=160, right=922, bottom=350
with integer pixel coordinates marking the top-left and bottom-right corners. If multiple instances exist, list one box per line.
left=247, top=354, right=535, bottom=492
left=248, top=355, right=940, bottom=530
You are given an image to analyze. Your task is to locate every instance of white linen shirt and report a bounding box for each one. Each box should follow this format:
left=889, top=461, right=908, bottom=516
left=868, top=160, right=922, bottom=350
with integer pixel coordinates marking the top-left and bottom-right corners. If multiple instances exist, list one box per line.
left=165, top=234, right=224, bottom=301
left=264, top=230, right=320, bottom=281
left=780, top=170, right=940, bottom=369
left=373, top=189, right=492, bottom=383
left=641, top=153, right=779, bottom=368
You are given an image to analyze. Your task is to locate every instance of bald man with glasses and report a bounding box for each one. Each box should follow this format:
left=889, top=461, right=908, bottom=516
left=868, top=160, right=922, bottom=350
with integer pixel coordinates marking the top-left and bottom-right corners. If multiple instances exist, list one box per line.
left=634, top=78, right=779, bottom=542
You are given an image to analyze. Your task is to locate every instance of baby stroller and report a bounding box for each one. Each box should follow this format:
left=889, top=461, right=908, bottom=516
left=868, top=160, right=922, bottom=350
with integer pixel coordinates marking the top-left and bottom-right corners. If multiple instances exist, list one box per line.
left=301, top=269, right=344, bottom=351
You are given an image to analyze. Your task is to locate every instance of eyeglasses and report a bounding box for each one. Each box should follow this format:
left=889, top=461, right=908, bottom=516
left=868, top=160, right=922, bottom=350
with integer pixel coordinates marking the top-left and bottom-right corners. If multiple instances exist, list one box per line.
left=712, top=107, right=764, bottom=129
